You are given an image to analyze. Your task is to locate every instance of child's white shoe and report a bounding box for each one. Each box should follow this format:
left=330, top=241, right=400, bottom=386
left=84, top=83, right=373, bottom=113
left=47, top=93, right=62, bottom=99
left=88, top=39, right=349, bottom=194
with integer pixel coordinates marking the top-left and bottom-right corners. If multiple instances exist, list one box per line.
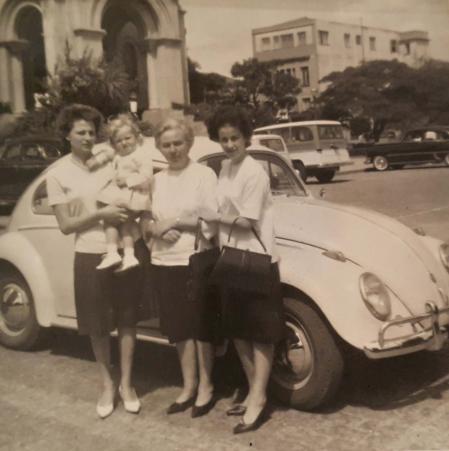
left=97, top=252, right=122, bottom=270
left=115, top=254, right=140, bottom=273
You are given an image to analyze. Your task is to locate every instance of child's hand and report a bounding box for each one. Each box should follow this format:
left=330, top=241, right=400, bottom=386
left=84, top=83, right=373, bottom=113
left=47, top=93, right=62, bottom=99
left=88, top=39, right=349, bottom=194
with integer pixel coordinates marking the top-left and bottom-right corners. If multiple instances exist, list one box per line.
left=86, top=157, right=100, bottom=171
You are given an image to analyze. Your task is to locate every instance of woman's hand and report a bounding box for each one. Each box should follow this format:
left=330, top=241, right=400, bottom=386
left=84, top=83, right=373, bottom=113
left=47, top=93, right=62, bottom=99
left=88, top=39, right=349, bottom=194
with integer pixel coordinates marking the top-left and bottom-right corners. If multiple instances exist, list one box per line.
left=198, top=207, right=221, bottom=223
left=100, top=205, right=129, bottom=224
left=151, top=218, right=177, bottom=237
left=115, top=175, right=127, bottom=188
left=161, top=229, right=181, bottom=244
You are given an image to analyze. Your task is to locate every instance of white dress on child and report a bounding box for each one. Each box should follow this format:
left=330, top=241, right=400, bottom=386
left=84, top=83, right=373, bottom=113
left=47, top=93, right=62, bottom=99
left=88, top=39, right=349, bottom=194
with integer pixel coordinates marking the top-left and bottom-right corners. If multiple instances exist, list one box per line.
left=97, top=143, right=153, bottom=211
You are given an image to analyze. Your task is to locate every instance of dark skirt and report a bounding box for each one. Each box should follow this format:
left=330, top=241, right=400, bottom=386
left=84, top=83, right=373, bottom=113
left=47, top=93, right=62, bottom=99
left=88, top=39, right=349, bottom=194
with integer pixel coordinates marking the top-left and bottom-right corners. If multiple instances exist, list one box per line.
left=74, top=239, right=150, bottom=336
left=151, top=264, right=221, bottom=344
left=220, top=263, right=284, bottom=344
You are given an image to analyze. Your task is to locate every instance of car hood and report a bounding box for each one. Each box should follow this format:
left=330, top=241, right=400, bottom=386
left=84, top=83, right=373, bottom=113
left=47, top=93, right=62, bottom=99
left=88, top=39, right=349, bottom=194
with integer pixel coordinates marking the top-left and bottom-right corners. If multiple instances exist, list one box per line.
left=274, top=196, right=448, bottom=313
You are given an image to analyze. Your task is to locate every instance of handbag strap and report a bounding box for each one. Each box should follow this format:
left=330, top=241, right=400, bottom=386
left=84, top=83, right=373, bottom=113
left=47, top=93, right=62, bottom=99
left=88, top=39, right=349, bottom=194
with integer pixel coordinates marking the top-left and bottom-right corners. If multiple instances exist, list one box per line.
left=194, top=217, right=204, bottom=251
left=227, top=217, right=267, bottom=253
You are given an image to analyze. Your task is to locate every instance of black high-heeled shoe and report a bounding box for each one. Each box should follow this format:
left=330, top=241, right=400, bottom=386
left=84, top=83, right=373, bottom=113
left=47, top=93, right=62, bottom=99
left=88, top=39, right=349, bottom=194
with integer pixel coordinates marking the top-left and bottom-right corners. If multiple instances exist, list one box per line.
left=191, top=397, right=216, bottom=418
left=166, top=397, right=195, bottom=415
left=232, top=405, right=269, bottom=434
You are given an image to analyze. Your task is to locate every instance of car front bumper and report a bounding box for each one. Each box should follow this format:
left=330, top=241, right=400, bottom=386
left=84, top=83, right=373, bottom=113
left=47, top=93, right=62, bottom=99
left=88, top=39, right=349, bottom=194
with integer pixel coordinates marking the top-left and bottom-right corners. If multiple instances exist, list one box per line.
left=364, top=302, right=449, bottom=359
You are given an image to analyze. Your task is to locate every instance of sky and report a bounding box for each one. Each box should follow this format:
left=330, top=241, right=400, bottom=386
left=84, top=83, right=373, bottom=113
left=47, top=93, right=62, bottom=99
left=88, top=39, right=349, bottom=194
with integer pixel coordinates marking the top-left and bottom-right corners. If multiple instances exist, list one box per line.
left=179, top=0, right=449, bottom=76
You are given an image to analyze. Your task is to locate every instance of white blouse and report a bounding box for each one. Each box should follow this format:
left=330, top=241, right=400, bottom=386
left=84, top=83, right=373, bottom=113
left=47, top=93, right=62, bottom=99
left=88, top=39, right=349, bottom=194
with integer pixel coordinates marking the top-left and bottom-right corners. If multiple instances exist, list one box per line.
left=217, top=155, right=278, bottom=262
left=151, top=160, right=218, bottom=266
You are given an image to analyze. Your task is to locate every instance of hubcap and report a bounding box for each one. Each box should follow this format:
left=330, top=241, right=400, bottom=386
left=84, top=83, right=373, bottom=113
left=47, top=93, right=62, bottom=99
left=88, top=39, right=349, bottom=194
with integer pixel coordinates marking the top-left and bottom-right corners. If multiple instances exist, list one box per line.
left=0, top=283, right=31, bottom=336
left=373, top=156, right=388, bottom=171
left=272, top=314, right=314, bottom=390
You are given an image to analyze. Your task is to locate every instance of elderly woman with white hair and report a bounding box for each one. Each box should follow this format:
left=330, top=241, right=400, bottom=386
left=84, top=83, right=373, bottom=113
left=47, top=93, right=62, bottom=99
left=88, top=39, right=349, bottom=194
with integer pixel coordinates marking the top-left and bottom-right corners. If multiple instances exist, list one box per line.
left=143, top=117, right=219, bottom=417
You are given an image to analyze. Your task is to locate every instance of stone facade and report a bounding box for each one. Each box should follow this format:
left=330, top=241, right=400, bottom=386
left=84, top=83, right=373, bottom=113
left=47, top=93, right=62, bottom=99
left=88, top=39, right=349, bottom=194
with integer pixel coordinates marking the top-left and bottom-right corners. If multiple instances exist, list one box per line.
left=252, top=17, right=430, bottom=112
left=0, top=0, right=189, bottom=114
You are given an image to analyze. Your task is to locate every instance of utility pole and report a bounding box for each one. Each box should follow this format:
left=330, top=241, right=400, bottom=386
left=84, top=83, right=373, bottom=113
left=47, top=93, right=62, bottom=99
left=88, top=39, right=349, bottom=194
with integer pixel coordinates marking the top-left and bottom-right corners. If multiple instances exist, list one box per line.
left=360, top=17, right=365, bottom=63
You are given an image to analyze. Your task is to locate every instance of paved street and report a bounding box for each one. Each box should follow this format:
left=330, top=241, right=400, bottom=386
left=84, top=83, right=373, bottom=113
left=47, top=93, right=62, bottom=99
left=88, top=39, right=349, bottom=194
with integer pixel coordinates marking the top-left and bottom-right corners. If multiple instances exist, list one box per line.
left=1, top=163, right=449, bottom=451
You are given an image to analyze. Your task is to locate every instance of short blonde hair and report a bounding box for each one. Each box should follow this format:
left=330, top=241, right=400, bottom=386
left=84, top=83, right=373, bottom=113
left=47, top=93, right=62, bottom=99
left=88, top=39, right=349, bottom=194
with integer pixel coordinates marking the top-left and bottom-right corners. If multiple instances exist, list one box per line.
left=154, top=117, right=194, bottom=150
left=107, top=113, right=142, bottom=146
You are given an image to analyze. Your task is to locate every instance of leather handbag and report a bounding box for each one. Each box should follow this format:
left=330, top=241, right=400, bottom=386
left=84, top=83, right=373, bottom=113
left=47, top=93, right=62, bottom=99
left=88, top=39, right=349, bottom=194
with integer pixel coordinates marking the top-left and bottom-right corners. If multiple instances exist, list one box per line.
left=210, top=218, right=272, bottom=295
left=188, top=218, right=220, bottom=302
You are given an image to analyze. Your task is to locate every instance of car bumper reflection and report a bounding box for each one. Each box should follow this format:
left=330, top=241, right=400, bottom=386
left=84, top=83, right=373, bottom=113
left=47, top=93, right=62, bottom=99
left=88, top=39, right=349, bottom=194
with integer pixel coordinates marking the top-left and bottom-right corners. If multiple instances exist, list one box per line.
left=364, top=302, right=449, bottom=359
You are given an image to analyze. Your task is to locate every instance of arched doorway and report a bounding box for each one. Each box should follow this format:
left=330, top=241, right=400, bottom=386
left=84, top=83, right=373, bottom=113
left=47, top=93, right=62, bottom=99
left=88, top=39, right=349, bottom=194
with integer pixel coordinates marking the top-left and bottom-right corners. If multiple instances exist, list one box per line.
left=15, top=6, right=47, bottom=110
left=102, top=3, right=149, bottom=112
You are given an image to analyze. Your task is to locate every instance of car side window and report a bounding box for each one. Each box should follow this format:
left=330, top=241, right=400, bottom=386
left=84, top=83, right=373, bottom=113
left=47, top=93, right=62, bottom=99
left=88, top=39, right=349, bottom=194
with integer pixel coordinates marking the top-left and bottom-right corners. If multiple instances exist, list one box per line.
left=3, top=144, right=22, bottom=161
left=292, top=126, right=313, bottom=142
left=32, top=180, right=54, bottom=215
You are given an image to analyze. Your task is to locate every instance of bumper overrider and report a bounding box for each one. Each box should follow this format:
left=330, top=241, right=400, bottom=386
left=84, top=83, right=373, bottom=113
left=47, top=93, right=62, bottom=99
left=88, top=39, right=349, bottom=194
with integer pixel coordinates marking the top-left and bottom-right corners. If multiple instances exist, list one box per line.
left=364, top=302, right=449, bottom=359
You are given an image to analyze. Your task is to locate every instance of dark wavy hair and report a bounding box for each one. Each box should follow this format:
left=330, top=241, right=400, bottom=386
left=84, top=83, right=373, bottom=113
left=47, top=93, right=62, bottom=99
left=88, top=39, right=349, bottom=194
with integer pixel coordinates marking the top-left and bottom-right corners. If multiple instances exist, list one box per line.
left=207, top=106, right=253, bottom=146
left=56, top=104, right=104, bottom=139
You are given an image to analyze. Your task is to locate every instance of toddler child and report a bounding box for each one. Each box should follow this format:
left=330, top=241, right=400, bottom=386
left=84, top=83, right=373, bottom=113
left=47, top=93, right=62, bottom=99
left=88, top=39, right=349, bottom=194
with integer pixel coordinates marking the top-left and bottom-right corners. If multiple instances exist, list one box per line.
left=94, top=114, right=153, bottom=271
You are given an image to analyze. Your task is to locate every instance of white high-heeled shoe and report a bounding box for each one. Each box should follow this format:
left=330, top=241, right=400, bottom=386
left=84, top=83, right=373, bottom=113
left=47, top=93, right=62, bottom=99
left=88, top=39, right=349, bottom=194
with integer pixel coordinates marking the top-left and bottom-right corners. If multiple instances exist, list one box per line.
left=119, top=386, right=141, bottom=414
left=96, top=399, right=114, bottom=419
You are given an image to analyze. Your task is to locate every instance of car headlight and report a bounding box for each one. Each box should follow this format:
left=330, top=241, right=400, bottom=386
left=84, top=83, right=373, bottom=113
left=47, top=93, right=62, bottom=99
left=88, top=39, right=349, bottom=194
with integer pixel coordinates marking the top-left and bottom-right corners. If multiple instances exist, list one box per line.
left=359, top=272, right=391, bottom=321
left=439, top=243, right=449, bottom=271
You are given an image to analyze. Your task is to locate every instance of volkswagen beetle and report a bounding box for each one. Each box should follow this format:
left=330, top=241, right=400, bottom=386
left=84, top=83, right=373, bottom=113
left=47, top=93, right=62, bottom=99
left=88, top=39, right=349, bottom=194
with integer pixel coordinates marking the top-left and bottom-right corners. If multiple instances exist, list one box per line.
left=1, top=145, right=449, bottom=411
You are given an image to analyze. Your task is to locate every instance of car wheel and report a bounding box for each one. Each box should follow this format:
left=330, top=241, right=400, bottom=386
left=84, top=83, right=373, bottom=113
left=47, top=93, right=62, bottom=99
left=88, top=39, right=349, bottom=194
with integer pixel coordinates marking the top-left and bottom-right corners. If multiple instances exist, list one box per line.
left=0, top=273, right=42, bottom=350
left=293, top=161, right=308, bottom=183
left=315, top=169, right=336, bottom=183
left=270, top=297, right=344, bottom=410
left=373, top=155, right=389, bottom=171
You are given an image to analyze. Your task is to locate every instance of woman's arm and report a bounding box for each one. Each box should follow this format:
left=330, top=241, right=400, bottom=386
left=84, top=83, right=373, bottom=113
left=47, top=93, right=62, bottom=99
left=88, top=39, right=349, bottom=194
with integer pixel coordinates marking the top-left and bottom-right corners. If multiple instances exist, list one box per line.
left=53, top=202, right=129, bottom=235
left=142, top=213, right=198, bottom=239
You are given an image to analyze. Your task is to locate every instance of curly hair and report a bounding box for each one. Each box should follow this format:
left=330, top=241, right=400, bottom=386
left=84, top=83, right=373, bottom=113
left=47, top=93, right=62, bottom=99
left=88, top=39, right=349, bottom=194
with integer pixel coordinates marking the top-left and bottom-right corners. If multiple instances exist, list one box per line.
left=106, top=113, right=142, bottom=147
left=154, top=117, right=195, bottom=150
left=56, top=104, right=104, bottom=139
left=207, top=106, right=253, bottom=146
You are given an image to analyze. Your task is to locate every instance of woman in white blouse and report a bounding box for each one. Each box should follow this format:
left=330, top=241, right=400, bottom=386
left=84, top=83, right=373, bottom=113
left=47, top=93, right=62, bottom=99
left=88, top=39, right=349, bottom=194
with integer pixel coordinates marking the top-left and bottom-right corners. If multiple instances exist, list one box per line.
left=205, top=107, right=284, bottom=434
left=144, top=118, right=219, bottom=418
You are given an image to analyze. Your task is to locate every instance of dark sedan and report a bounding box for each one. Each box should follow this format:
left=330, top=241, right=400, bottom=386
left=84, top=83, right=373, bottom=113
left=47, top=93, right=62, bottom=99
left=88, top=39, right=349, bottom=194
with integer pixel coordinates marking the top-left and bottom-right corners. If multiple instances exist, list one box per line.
left=363, top=126, right=449, bottom=171
left=0, top=136, right=64, bottom=212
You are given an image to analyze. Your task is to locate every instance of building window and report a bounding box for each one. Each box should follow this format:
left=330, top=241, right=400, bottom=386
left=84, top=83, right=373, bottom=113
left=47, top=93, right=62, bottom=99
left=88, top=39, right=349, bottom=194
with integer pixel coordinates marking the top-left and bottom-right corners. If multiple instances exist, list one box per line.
left=273, top=35, right=280, bottom=49
left=344, top=33, right=351, bottom=48
left=390, top=40, right=397, bottom=53
left=280, top=33, right=294, bottom=48
left=297, top=31, right=306, bottom=46
left=301, top=67, right=310, bottom=87
left=369, top=36, right=376, bottom=51
left=318, top=30, right=329, bottom=46
left=261, top=37, right=271, bottom=51
left=356, top=34, right=362, bottom=45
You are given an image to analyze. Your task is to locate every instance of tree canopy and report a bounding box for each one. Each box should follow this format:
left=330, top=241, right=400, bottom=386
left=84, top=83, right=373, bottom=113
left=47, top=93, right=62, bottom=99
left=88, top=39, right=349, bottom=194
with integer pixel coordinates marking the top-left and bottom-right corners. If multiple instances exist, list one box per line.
left=318, top=59, right=449, bottom=140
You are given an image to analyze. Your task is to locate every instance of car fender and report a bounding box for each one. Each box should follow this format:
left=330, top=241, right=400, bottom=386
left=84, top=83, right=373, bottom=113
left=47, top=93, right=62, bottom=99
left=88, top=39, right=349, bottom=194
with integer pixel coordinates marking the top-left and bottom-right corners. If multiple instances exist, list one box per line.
left=277, top=240, right=413, bottom=350
left=0, top=231, right=56, bottom=327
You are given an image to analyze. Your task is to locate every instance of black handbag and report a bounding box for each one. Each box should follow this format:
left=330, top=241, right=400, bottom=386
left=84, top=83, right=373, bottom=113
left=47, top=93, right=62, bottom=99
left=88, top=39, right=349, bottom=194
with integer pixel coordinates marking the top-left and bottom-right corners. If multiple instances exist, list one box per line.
left=210, top=217, right=272, bottom=295
left=188, top=218, right=220, bottom=302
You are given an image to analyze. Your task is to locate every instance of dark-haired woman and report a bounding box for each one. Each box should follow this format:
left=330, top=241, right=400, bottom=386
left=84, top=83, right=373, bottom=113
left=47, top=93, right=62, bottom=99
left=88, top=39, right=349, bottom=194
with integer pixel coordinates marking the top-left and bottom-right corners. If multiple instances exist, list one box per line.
left=46, top=104, right=144, bottom=418
left=205, top=106, right=284, bottom=434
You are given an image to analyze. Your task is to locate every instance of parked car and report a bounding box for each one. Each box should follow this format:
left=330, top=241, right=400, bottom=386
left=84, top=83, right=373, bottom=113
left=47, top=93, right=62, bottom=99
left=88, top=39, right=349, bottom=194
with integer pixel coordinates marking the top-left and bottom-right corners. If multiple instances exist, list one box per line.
left=1, top=146, right=449, bottom=411
left=254, top=120, right=353, bottom=183
left=250, top=134, right=290, bottom=158
left=0, top=136, right=64, bottom=211
left=363, top=126, right=449, bottom=171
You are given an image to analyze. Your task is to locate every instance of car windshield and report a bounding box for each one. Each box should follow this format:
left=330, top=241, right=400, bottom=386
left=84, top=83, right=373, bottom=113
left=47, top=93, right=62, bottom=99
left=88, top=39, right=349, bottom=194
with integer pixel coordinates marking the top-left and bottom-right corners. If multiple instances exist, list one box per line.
left=318, top=125, right=344, bottom=139
left=200, top=152, right=307, bottom=198
left=258, top=138, right=285, bottom=152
